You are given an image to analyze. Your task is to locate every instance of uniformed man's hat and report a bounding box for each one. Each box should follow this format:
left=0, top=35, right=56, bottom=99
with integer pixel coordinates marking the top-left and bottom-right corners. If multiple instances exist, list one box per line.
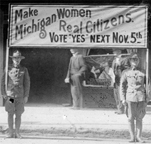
left=10, top=50, right=25, bottom=59
left=129, top=53, right=139, bottom=61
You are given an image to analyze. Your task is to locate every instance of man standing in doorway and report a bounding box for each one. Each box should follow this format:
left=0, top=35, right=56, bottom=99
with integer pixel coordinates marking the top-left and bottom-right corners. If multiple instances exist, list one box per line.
left=112, top=49, right=130, bottom=114
left=65, top=49, right=87, bottom=109
left=1, top=50, right=30, bottom=138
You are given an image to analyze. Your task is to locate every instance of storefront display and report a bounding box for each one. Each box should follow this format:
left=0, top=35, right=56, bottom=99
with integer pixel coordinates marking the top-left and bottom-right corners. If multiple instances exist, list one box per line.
left=2, top=4, right=148, bottom=108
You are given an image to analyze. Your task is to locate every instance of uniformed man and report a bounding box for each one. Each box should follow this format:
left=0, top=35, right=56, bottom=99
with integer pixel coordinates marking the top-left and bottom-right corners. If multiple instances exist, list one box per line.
left=1, top=50, right=30, bottom=138
left=65, top=49, right=87, bottom=109
left=120, top=53, right=150, bottom=143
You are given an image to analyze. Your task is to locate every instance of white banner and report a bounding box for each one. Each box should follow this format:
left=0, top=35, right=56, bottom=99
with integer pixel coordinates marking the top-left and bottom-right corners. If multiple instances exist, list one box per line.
left=9, top=5, right=148, bottom=48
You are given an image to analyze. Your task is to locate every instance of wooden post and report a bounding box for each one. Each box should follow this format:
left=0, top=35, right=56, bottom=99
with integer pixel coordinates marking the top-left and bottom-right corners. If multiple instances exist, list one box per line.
left=5, top=43, right=9, bottom=93
left=146, top=49, right=149, bottom=100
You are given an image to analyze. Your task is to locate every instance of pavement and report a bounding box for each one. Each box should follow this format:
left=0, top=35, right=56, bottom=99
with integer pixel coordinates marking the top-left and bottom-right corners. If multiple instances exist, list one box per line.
left=0, top=103, right=151, bottom=142
left=0, top=137, right=151, bottom=144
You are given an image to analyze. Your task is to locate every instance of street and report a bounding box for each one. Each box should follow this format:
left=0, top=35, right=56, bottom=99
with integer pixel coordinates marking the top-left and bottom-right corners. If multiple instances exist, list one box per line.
left=0, top=136, right=151, bottom=144
left=0, top=104, right=151, bottom=144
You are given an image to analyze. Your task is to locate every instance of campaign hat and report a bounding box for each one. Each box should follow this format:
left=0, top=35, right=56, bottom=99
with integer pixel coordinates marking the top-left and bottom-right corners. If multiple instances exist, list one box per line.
left=10, top=50, right=25, bottom=59
left=129, top=52, right=139, bottom=60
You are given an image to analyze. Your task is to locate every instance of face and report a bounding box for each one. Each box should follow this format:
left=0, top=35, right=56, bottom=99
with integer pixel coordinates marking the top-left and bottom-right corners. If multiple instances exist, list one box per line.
left=70, top=49, right=78, bottom=54
left=113, top=49, right=121, bottom=55
left=12, top=57, right=22, bottom=66
left=130, top=57, right=139, bottom=67
left=103, top=62, right=109, bottom=67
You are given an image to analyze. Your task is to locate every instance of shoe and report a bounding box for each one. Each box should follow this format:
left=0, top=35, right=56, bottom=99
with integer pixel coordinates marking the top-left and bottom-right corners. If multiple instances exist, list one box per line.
left=71, top=107, right=80, bottom=110
left=5, top=133, right=14, bottom=138
left=129, top=138, right=135, bottom=143
left=15, top=133, right=22, bottom=139
left=136, top=138, right=145, bottom=143
left=115, top=111, right=124, bottom=114
left=62, top=103, right=72, bottom=107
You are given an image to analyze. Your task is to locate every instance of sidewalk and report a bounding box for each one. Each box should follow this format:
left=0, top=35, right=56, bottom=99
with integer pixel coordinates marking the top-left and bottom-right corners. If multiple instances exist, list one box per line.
left=0, top=103, right=151, bottom=139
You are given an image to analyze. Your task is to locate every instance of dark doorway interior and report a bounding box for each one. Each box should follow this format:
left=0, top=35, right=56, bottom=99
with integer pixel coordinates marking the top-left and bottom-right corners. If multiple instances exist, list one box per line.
left=9, top=48, right=71, bottom=104
left=6, top=47, right=138, bottom=105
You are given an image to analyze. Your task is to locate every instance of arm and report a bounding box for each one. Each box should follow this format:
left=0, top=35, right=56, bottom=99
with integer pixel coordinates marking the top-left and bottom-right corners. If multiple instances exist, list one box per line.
left=145, top=76, right=151, bottom=103
left=112, top=59, right=122, bottom=76
left=108, top=68, right=115, bottom=84
left=119, top=71, right=127, bottom=102
left=23, top=68, right=30, bottom=98
left=1, top=72, right=7, bottom=99
left=78, top=55, right=87, bottom=75
left=65, top=58, right=71, bottom=83
left=66, top=58, right=71, bottom=79
left=112, top=59, right=115, bottom=72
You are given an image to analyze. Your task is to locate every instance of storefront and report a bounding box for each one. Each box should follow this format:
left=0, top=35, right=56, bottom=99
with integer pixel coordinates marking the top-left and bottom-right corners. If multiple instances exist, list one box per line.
left=0, top=4, right=149, bottom=107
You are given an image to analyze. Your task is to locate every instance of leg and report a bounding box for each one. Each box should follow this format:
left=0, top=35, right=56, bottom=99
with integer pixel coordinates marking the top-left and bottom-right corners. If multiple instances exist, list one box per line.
left=127, top=101, right=136, bottom=142
left=79, top=92, right=84, bottom=108
left=113, top=87, right=119, bottom=108
left=14, top=98, right=24, bottom=138
left=62, top=84, right=73, bottom=107
left=136, top=119, right=145, bottom=143
left=69, top=84, right=73, bottom=106
left=128, top=119, right=135, bottom=142
left=135, top=102, right=146, bottom=143
left=71, top=74, right=83, bottom=109
left=15, top=114, right=22, bottom=138
left=5, top=98, right=15, bottom=138
left=7, top=113, right=14, bottom=138
left=114, top=85, right=124, bottom=114
left=76, top=75, right=84, bottom=108
left=71, top=85, right=79, bottom=108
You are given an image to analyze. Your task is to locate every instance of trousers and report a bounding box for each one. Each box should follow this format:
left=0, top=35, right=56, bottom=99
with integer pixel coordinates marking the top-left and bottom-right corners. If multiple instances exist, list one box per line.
left=114, top=84, right=124, bottom=113
left=70, top=73, right=84, bottom=108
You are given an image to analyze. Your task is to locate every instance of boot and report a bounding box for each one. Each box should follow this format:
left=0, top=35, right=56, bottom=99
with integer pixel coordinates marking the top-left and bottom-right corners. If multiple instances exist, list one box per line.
left=6, top=114, right=14, bottom=138
left=136, top=119, right=145, bottom=143
left=128, top=120, right=135, bottom=143
left=115, top=102, right=124, bottom=114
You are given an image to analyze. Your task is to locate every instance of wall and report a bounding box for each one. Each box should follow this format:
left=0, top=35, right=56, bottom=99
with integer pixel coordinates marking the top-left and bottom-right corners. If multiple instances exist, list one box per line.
left=0, top=9, right=4, bottom=106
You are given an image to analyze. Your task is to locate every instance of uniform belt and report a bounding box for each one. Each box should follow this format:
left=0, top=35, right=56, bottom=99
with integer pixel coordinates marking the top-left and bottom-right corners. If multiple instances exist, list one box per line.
left=8, top=95, right=20, bottom=99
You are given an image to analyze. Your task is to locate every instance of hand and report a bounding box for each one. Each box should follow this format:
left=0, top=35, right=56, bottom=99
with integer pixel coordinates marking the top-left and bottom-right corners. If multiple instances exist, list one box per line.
left=122, top=100, right=127, bottom=106
left=64, top=78, right=70, bottom=83
left=2, top=95, right=7, bottom=100
left=24, top=97, right=28, bottom=104
left=146, top=98, right=149, bottom=104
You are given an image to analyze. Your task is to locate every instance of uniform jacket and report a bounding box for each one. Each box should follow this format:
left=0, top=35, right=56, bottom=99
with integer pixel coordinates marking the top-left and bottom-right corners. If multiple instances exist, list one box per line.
left=1, top=64, right=30, bottom=98
left=120, top=68, right=146, bottom=102
left=66, top=54, right=87, bottom=79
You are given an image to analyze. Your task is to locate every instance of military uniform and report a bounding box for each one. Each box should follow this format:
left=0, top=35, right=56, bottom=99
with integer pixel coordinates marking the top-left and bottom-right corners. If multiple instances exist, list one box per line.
left=1, top=50, right=30, bottom=138
left=120, top=67, right=147, bottom=142
left=120, top=68, right=146, bottom=117
left=1, top=64, right=30, bottom=115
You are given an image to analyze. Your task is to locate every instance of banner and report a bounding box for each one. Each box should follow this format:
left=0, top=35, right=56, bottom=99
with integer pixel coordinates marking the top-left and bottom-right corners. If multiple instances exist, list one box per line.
left=9, top=5, right=148, bottom=48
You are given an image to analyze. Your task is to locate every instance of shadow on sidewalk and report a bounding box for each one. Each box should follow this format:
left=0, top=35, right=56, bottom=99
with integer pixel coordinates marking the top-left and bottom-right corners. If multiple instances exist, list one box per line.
left=25, top=103, right=117, bottom=111
left=23, top=136, right=104, bottom=141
